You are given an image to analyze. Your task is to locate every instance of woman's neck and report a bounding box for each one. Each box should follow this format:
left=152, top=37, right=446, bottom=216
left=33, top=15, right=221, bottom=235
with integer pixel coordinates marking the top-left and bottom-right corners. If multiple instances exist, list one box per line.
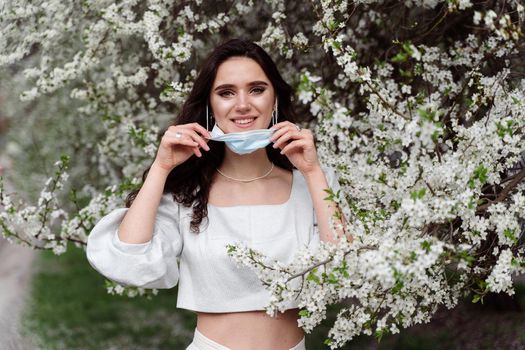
left=218, top=148, right=273, bottom=180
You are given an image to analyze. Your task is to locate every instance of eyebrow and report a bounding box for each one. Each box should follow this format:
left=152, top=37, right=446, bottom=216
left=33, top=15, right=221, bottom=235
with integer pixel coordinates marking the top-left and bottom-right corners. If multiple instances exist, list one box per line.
left=213, top=81, right=269, bottom=91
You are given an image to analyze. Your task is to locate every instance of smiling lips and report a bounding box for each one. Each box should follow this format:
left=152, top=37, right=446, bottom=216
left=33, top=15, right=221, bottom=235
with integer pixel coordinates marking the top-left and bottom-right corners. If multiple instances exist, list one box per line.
left=231, top=117, right=257, bottom=126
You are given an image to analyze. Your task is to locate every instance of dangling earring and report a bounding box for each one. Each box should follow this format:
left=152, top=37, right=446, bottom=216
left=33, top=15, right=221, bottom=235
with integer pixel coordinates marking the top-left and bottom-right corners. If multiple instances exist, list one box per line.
left=271, top=98, right=278, bottom=126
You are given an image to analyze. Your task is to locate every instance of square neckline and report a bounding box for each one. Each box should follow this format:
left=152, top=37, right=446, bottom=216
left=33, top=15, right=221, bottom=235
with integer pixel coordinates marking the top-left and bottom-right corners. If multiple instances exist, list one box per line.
left=207, top=169, right=296, bottom=209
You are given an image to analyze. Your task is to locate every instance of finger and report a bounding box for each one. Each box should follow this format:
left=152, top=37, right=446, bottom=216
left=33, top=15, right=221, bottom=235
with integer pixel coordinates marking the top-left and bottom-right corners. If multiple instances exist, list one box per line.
left=180, top=122, right=211, bottom=139
left=167, top=130, right=210, bottom=151
left=270, top=125, right=294, bottom=142
left=185, top=130, right=211, bottom=151
left=272, top=130, right=303, bottom=149
left=271, top=123, right=303, bottom=141
left=280, top=139, right=309, bottom=155
left=164, top=135, right=199, bottom=148
left=299, top=128, right=313, bottom=138
left=269, top=121, right=292, bottom=130
left=193, top=146, right=202, bottom=158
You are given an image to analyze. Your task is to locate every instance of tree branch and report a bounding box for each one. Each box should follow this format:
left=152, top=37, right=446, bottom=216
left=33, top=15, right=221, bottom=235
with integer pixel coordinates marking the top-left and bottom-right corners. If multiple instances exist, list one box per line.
left=477, top=167, right=525, bottom=212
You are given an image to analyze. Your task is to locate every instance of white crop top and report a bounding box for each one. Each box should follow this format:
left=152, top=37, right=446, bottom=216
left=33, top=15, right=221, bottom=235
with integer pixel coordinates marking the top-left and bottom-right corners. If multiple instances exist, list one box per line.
left=86, top=167, right=340, bottom=313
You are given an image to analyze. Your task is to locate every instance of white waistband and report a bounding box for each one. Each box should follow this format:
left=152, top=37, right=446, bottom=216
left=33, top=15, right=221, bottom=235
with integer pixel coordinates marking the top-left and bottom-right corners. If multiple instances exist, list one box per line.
left=187, top=328, right=230, bottom=350
left=186, top=328, right=306, bottom=350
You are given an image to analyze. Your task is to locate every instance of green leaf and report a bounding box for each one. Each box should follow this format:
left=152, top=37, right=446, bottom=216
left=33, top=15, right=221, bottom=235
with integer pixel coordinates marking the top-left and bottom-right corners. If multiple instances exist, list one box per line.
left=226, top=245, right=236, bottom=254
left=391, top=52, right=408, bottom=63
left=478, top=280, right=488, bottom=291
left=306, top=268, right=320, bottom=284
left=469, top=164, right=488, bottom=189
left=399, top=68, right=412, bottom=78
left=60, top=154, right=70, bottom=164
left=431, top=130, right=441, bottom=142
left=503, top=228, right=518, bottom=244
left=298, top=309, right=310, bottom=317
left=328, top=20, right=339, bottom=32
left=390, top=200, right=401, bottom=210
left=496, top=120, right=514, bottom=138
left=375, top=328, right=385, bottom=342
left=391, top=41, right=415, bottom=64
left=410, top=188, right=426, bottom=201
left=417, top=108, right=436, bottom=122
left=378, top=172, right=387, bottom=185
left=327, top=273, right=339, bottom=284
left=420, top=240, right=431, bottom=253
left=161, top=85, right=175, bottom=96
left=402, top=41, right=413, bottom=55
left=331, top=39, right=341, bottom=50
left=459, top=250, right=475, bottom=266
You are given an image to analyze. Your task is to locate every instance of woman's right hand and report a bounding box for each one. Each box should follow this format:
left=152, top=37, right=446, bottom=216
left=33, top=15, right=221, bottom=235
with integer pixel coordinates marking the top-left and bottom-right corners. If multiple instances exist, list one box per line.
left=153, top=123, right=211, bottom=172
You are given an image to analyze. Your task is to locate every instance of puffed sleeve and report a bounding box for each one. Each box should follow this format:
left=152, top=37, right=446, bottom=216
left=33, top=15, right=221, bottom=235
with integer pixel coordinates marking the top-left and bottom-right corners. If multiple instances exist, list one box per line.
left=86, top=193, right=182, bottom=289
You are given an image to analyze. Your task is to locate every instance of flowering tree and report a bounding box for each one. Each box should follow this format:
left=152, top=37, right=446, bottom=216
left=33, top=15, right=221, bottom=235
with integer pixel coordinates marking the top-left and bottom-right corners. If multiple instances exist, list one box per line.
left=1, top=0, right=524, bottom=348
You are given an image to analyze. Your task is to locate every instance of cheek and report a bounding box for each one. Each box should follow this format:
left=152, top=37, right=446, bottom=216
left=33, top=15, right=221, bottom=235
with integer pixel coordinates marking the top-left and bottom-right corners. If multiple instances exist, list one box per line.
left=211, top=99, right=234, bottom=116
left=254, top=95, right=274, bottom=113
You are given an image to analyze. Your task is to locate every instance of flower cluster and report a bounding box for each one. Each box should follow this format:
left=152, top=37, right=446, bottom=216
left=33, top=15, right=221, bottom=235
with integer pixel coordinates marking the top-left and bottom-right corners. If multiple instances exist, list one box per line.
left=1, top=0, right=524, bottom=347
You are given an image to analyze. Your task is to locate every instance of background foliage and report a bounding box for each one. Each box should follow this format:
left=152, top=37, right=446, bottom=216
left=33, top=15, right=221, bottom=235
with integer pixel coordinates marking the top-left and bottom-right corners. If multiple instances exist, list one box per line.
left=1, top=0, right=525, bottom=348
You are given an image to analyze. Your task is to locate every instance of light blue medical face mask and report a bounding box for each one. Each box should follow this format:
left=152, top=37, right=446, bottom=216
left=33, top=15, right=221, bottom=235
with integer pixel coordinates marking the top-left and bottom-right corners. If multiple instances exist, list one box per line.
left=209, top=124, right=276, bottom=155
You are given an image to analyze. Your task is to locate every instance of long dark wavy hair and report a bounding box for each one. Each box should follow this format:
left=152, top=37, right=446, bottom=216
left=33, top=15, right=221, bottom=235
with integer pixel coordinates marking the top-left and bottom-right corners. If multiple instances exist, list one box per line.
left=126, top=38, right=297, bottom=233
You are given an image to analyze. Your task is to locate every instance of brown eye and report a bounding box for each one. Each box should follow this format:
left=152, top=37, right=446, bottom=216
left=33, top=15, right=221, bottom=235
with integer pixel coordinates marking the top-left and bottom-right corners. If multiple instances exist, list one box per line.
left=218, top=90, right=234, bottom=97
left=251, top=87, right=265, bottom=94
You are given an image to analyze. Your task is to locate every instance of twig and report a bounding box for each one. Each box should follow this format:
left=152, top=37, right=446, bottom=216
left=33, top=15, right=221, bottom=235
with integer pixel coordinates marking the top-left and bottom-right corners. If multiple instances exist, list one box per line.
left=285, top=245, right=374, bottom=283
left=477, top=167, right=525, bottom=212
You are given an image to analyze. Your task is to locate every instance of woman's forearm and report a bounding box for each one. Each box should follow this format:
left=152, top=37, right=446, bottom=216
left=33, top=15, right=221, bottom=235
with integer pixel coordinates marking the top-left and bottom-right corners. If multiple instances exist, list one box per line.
left=117, top=162, right=171, bottom=244
left=303, top=167, right=350, bottom=244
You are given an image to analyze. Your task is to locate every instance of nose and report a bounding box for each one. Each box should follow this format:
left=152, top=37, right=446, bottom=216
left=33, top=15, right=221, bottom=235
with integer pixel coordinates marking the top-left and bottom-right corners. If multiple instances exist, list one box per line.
left=235, top=92, right=251, bottom=112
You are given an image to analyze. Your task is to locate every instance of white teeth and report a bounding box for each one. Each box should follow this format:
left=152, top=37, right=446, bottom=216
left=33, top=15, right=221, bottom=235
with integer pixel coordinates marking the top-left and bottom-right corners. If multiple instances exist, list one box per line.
left=234, top=118, right=255, bottom=125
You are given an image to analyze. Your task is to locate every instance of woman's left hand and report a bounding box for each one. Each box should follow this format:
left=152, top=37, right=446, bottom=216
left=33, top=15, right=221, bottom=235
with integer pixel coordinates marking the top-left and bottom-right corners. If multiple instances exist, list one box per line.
left=270, top=122, right=321, bottom=175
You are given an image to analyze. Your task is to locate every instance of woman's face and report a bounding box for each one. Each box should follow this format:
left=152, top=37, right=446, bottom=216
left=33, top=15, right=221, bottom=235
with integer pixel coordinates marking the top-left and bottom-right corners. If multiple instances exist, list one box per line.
left=210, top=56, right=276, bottom=133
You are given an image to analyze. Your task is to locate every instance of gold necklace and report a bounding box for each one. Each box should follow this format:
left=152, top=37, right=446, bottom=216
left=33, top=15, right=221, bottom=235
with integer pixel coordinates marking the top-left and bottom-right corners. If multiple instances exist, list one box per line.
left=216, top=163, right=274, bottom=183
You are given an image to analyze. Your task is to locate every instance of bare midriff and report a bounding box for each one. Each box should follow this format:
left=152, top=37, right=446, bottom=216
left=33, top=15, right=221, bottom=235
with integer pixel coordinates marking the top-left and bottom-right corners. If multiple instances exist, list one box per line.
left=196, top=308, right=304, bottom=350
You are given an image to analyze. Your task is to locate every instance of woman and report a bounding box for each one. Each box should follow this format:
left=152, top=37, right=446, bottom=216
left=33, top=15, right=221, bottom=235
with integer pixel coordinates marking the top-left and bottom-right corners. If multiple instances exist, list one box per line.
left=87, top=38, right=347, bottom=350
